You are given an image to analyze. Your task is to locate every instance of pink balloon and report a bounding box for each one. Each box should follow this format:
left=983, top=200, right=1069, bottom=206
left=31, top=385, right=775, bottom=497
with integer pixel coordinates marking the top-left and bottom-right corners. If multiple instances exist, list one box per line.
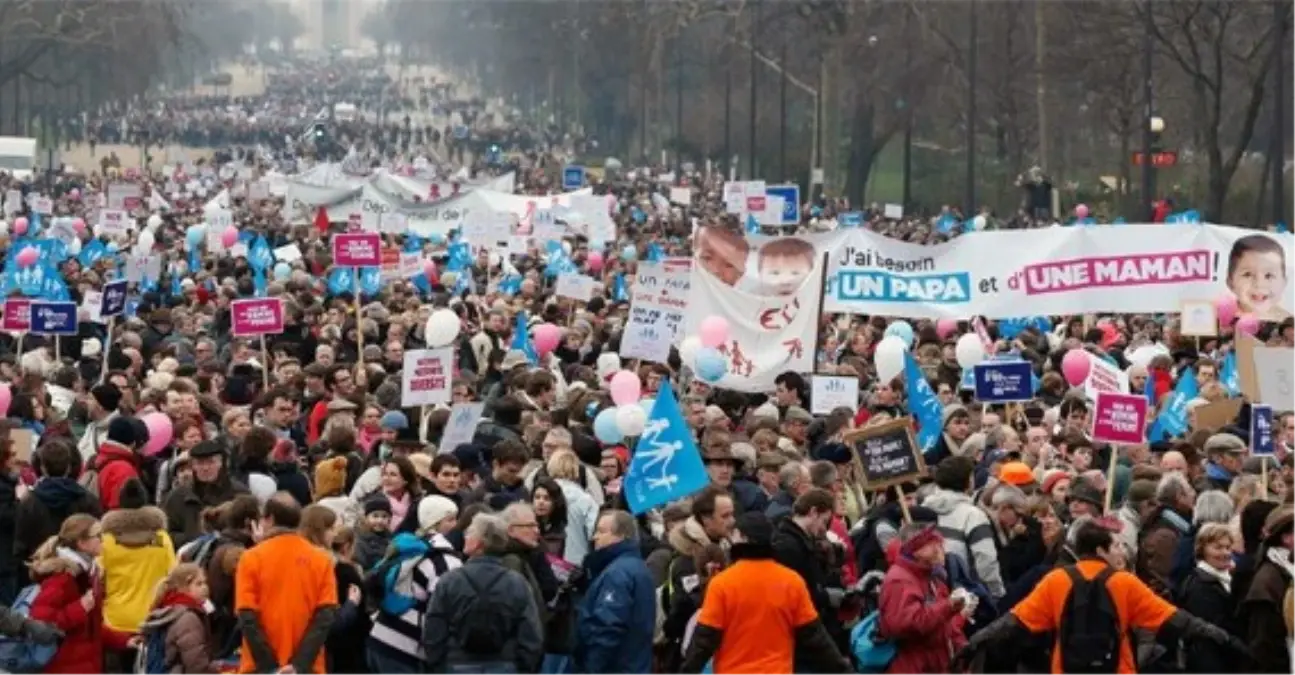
left=15, top=246, right=38, bottom=268
left=68, top=188, right=81, bottom=201
left=423, top=259, right=438, bottom=283
left=1235, top=314, right=1260, bottom=337
left=587, top=251, right=604, bottom=273
left=699, top=316, right=730, bottom=348
left=1061, top=348, right=1092, bottom=386
left=533, top=323, right=562, bottom=356
left=12, top=217, right=27, bottom=236
left=609, top=371, right=642, bottom=406
left=1214, top=292, right=1238, bottom=328
left=72, top=218, right=86, bottom=234
left=0, top=383, right=10, bottom=417
left=1074, top=204, right=1090, bottom=219
left=141, top=413, right=174, bottom=457
left=936, top=318, right=959, bottom=340
left=220, top=225, right=239, bottom=248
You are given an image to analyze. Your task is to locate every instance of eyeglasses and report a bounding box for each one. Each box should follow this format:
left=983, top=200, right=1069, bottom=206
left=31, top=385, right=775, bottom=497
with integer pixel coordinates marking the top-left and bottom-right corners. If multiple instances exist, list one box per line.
left=510, top=522, right=540, bottom=530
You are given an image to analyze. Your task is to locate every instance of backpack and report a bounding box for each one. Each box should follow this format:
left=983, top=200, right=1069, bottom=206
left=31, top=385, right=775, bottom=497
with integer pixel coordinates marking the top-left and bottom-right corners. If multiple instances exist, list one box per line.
left=1057, top=565, right=1121, bottom=674
left=179, top=533, right=227, bottom=570
left=133, top=627, right=170, bottom=674
left=78, top=467, right=101, bottom=499
left=0, top=584, right=59, bottom=673
left=366, top=533, right=434, bottom=616
left=945, top=552, right=999, bottom=634
left=459, top=572, right=511, bottom=654
left=849, top=610, right=896, bottom=673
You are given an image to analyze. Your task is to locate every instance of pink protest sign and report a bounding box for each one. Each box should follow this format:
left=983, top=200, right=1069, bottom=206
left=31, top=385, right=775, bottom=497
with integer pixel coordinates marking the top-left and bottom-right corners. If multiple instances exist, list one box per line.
left=230, top=298, right=285, bottom=337
left=2, top=298, right=31, bottom=331
left=332, top=233, right=382, bottom=267
left=1091, top=391, right=1149, bottom=445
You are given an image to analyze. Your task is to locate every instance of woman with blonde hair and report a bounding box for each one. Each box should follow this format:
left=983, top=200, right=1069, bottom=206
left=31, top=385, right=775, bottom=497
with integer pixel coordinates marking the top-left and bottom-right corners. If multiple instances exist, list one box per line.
left=28, top=514, right=136, bottom=673
left=545, top=450, right=599, bottom=566
left=137, top=564, right=215, bottom=673
left=1177, top=522, right=1242, bottom=672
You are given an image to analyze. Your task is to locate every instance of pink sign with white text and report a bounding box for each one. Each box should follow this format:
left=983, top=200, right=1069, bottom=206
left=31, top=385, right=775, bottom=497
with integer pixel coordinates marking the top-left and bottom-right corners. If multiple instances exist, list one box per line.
left=332, top=233, right=382, bottom=267
left=2, top=298, right=31, bottom=332
left=1091, top=391, right=1149, bottom=445
left=230, top=298, right=285, bottom=337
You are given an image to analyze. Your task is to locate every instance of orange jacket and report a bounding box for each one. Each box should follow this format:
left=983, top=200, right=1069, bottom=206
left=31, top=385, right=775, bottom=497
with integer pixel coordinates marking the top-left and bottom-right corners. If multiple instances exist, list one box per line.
left=1011, top=559, right=1178, bottom=673
left=234, top=531, right=338, bottom=674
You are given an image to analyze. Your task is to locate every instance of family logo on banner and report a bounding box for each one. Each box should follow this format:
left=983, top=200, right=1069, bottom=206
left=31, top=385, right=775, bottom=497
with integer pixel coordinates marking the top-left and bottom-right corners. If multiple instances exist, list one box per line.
left=973, top=361, right=1034, bottom=403
left=30, top=302, right=78, bottom=335
left=811, top=375, right=859, bottom=415
left=230, top=298, right=285, bottom=337
left=1091, top=391, right=1149, bottom=445
left=401, top=348, right=453, bottom=406
left=1250, top=404, right=1274, bottom=455
left=2, top=298, right=31, bottom=331
left=332, top=232, right=382, bottom=267
left=823, top=225, right=1293, bottom=319
left=100, top=279, right=128, bottom=318
left=688, top=227, right=831, bottom=391
left=621, top=259, right=691, bottom=364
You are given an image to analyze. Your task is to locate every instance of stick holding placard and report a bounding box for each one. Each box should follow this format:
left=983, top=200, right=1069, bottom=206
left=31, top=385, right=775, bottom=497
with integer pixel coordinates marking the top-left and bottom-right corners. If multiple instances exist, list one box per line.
left=1103, top=445, right=1119, bottom=514
left=259, top=334, right=270, bottom=391
left=100, top=317, right=114, bottom=384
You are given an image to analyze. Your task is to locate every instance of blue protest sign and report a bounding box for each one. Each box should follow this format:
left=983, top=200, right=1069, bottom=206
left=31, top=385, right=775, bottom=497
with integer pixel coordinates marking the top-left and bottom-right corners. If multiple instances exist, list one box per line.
left=562, top=165, right=585, bottom=191
left=29, top=301, right=78, bottom=335
left=100, top=279, right=128, bottom=318
left=840, top=212, right=864, bottom=228
left=1251, top=404, right=1274, bottom=455
left=973, top=361, right=1035, bottom=403
left=765, top=184, right=800, bottom=226
left=624, top=383, right=711, bottom=515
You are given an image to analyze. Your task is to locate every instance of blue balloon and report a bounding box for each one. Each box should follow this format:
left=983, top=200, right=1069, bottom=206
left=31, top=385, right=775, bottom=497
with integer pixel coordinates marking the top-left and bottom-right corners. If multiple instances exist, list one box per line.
left=695, top=347, right=728, bottom=383
left=621, top=245, right=638, bottom=263
left=273, top=262, right=292, bottom=280
left=593, top=408, right=624, bottom=444
left=884, top=320, right=915, bottom=346
left=105, top=241, right=119, bottom=253
left=185, top=224, right=205, bottom=249
left=429, top=232, right=446, bottom=246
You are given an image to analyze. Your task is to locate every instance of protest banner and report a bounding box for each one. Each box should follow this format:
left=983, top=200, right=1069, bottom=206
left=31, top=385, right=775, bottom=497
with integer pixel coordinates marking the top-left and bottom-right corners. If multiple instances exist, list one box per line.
left=621, top=259, right=691, bottom=364
left=439, top=403, right=485, bottom=455
left=2, top=298, right=31, bottom=332
left=845, top=418, right=925, bottom=521
left=107, top=182, right=142, bottom=210
left=973, top=361, right=1034, bottom=403
left=401, top=348, right=453, bottom=407
left=96, top=209, right=130, bottom=238
left=1091, top=392, right=1149, bottom=445
left=1236, top=334, right=1293, bottom=412
left=230, top=298, right=285, bottom=337
left=811, top=376, right=859, bottom=415
left=1083, top=352, right=1129, bottom=401
left=1179, top=299, right=1217, bottom=337
left=331, top=232, right=382, bottom=267
left=555, top=274, right=596, bottom=302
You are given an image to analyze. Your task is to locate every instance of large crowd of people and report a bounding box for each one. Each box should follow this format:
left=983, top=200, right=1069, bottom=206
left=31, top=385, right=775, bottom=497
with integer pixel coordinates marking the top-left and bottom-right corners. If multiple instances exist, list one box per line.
left=0, top=53, right=1290, bottom=675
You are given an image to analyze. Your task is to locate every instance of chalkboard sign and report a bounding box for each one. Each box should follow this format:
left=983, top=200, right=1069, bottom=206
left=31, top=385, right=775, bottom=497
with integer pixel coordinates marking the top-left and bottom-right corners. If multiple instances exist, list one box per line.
left=845, top=418, right=926, bottom=490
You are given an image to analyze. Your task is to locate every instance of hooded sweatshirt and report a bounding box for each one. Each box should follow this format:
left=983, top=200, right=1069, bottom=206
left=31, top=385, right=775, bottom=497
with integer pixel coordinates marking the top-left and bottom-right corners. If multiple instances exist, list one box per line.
left=101, top=506, right=177, bottom=632
left=139, top=591, right=215, bottom=674
left=921, top=488, right=1006, bottom=598
left=14, top=478, right=101, bottom=586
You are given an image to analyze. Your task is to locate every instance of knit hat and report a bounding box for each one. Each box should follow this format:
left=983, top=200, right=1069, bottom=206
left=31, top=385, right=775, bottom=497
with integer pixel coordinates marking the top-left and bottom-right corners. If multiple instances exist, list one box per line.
left=900, top=523, right=945, bottom=558
left=1041, top=469, right=1070, bottom=496
left=417, top=495, right=459, bottom=533
left=942, top=404, right=968, bottom=429
left=1262, top=505, right=1293, bottom=546
left=106, top=416, right=137, bottom=447
left=313, top=457, right=348, bottom=500
left=364, top=495, right=392, bottom=517
left=380, top=410, right=409, bottom=431
left=734, top=512, right=774, bottom=546
left=998, top=462, right=1035, bottom=487
left=90, top=382, right=122, bottom=412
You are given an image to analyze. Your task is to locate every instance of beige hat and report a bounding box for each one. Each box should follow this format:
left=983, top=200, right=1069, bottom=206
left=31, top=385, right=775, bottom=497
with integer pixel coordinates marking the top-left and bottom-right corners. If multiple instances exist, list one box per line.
left=417, top=495, right=459, bottom=534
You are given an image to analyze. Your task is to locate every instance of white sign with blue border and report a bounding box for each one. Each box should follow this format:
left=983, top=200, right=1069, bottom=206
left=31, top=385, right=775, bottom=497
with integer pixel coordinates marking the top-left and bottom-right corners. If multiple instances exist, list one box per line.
left=1251, top=404, right=1274, bottom=455
left=562, top=165, right=585, bottom=191
left=100, top=279, right=128, bottom=318
left=840, top=211, right=864, bottom=228
left=973, top=361, right=1034, bottom=402
left=765, top=184, right=800, bottom=226
left=30, top=301, right=78, bottom=335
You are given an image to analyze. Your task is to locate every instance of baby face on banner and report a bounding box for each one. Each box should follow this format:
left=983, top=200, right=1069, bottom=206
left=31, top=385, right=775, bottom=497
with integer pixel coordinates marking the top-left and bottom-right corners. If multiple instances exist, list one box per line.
left=695, top=226, right=749, bottom=287
left=1226, top=234, right=1290, bottom=322
left=757, top=238, right=817, bottom=296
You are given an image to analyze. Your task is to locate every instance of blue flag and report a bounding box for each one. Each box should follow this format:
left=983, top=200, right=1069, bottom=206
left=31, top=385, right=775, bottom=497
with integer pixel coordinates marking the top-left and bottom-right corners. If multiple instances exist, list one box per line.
left=1220, top=350, right=1240, bottom=397
left=446, top=242, right=472, bottom=272
left=78, top=239, right=107, bottom=268
left=403, top=234, right=424, bottom=253
left=327, top=267, right=354, bottom=296
left=248, top=235, right=273, bottom=272
left=623, top=383, right=711, bottom=515
left=745, top=214, right=760, bottom=235
left=511, top=311, right=538, bottom=365
left=252, top=267, right=267, bottom=297
left=646, top=243, right=665, bottom=262
left=498, top=274, right=523, bottom=296
left=360, top=266, right=382, bottom=296
left=1149, top=367, right=1198, bottom=442
left=544, top=241, right=577, bottom=278
left=612, top=272, right=629, bottom=303
left=904, top=352, right=944, bottom=451
left=936, top=213, right=960, bottom=234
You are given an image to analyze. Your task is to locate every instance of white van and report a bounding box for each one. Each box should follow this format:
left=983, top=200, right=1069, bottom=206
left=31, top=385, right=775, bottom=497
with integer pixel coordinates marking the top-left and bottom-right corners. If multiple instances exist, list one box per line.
left=0, top=137, right=38, bottom=181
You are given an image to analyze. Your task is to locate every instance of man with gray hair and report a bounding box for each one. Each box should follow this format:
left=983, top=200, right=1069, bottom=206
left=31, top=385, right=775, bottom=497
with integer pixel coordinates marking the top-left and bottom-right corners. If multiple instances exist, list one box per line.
left=422, top=513, right=543, bottom=673
left=1137, top=471, right=1196, bottom=598
left=572, top=510, right=655, bottom=673
left=765, top=460, right=811, bottom=524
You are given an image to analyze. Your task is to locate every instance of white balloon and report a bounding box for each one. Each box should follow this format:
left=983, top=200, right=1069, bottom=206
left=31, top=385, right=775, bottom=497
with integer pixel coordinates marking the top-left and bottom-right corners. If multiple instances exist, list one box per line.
left=561, top=241, right=573, bottom=255
left=1126, top=343, right=1168, bottom=369
left=0, top=220, right=8, bottom=235
left=955, top=333, right=986, bottom=369
left=147, top=213, right=163, bottom=231
left=67, top=237, right=82, bottom=256
left=137, top=229, right=156, bottom=251
left=423, top=308, right=461, bottom=347
left=679, top=335, right=703, bottom=369
left=488, top=251, right=501, bottom=267
left=615, top=404, right=647, bottom=437
left=972, top=214, right=987, bottom=231
left=874, top=335, right=908, bottom=383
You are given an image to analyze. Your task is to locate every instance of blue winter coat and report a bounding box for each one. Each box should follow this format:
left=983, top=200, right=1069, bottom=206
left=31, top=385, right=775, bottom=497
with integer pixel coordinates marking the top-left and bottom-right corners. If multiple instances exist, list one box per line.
left=573, top=540, right=655, bottom=674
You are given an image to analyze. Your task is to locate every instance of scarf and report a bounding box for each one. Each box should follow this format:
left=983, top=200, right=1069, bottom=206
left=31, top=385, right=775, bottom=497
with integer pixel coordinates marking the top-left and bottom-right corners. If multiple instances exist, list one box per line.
left=154, top=589, right=207, bottom=613
left=55, top=546, right=99, bottom=581
left=387, top=490, right=411, bottom=526
left=1195, top=560, right=1232, bottom=594
left=1265, top=546, right=1294, bottom=579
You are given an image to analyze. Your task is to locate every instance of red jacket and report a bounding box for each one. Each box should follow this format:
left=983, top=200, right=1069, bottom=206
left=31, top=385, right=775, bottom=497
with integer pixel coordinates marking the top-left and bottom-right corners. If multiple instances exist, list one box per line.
left=91, top=442, right=139, bottom=512
left=876, top=550, right=967, bottom=674
left=27, top=552, right=132, bottom=673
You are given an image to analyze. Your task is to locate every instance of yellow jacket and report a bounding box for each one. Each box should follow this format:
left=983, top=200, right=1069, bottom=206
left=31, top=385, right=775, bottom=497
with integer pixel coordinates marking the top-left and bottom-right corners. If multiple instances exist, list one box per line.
left=99, top=506, right=176, bottom=632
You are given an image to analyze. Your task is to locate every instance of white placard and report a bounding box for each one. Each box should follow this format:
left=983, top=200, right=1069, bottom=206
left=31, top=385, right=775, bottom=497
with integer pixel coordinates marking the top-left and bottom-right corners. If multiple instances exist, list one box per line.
left=273, top=244, right=302, bottom=262
left=620, top=259, right=691, bottom=364
left=1083, top=352, right=1130, bottom=401
left=3, top=190, right=21, bottom=215
left=812, top=375, right=860, bottom=415
left=248, top=181, right=270, bottom=201
left=401, top=348, right=453, bottom=407
left=1179, top=300, right=1217, bottom=337
left=81, top=291, right=104, bottom=325
left=669, top=187, right=693, bottom=206
left=439, top=402, right=485, bottom=454
left=555, top=274, right=596, bottom=302
left=30, top=196, right=53, bottom=215
left=95, top=209, right=130, bottom=237
left=380, top=212, right=409, bottom=235
left=1252, top=345, right=1294, bottom=412
left=758, top=195, right=785, bottom=227
left=883, top=203, right=904, bottom=220
left=207, top=208, right=233, bottom=230
left=462, top=213, right=510, bottom=247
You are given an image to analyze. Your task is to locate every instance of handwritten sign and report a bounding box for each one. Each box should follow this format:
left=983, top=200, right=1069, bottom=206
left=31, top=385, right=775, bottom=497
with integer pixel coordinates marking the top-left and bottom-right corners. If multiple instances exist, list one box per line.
left=230, top=298, right=285, bottom=337
left=973, top=361, right=1034, bottom=403
left=555, top=274, right=596, bottom=302
left=29, top=301, right=78, bottom=335
left=846, top=418, right=925, bottom=490
left=811, top=375, right=859, bottom=415
left=30, top=196, right=53, bottom=215
left=1091, top=391, right=1149, bottom=445
left=620, top=259, right=691, bottom=364
left=2, top=298, right=31, bottom=331
left=401, top=348, right=453, bottom=406
left=332, top=232, right=382, bottom=267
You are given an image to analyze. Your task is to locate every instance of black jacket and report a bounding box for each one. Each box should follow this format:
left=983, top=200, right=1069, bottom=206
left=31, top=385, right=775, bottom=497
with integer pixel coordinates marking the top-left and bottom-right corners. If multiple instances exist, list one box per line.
left=1177, top=566, right=1236, bottom=673
left=994, top=516, right=1047, bottom=586
left=13, top=477, right=101, bottom=587
left=771, top=518, right=844, bottom=652
left=162, top=476, right=250, bottom=548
